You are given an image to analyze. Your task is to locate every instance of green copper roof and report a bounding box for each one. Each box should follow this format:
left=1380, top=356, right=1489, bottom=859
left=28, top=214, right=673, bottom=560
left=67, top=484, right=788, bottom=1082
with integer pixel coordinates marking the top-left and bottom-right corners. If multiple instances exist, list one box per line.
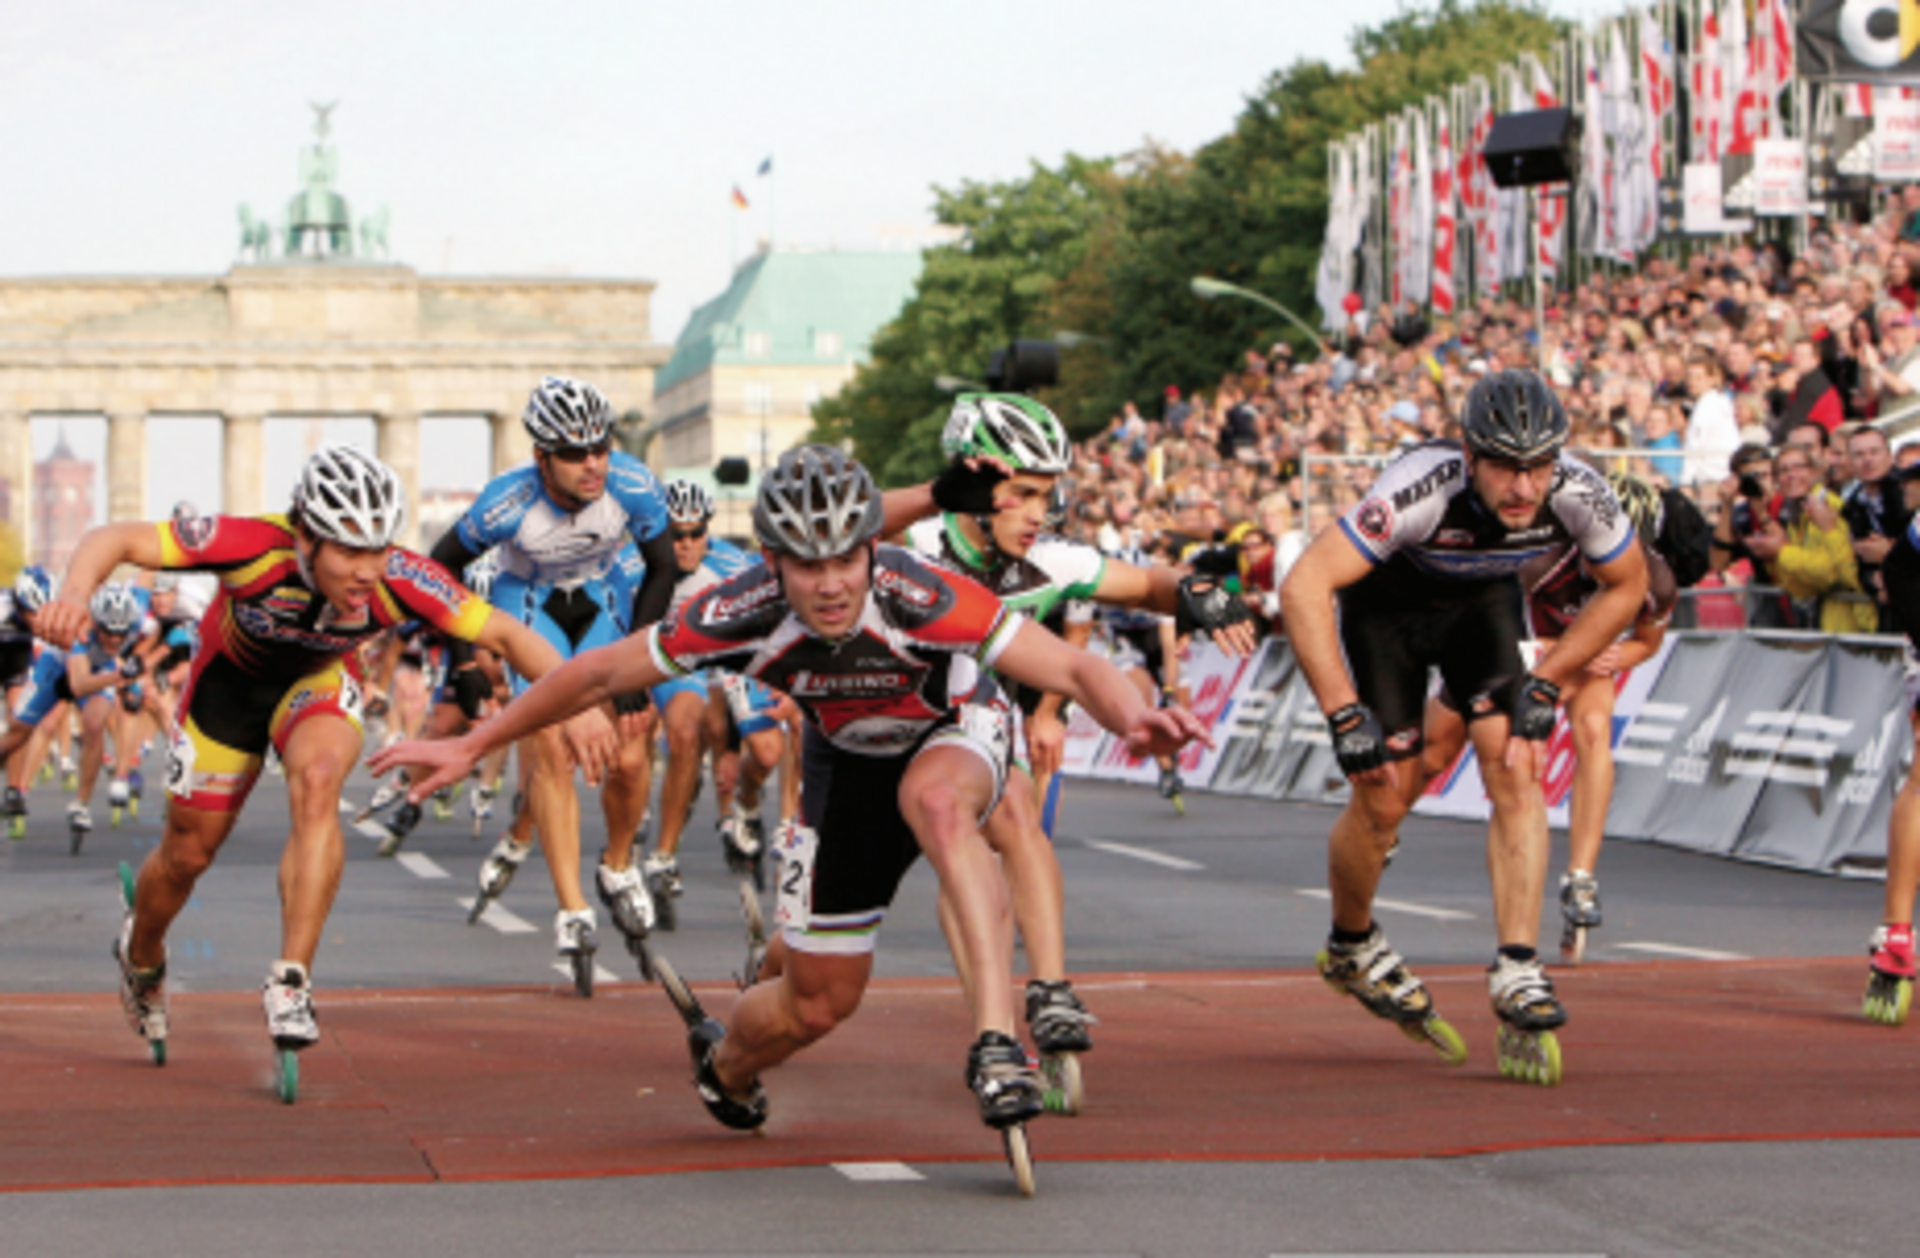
left=656, top=250, right=921, bottom=393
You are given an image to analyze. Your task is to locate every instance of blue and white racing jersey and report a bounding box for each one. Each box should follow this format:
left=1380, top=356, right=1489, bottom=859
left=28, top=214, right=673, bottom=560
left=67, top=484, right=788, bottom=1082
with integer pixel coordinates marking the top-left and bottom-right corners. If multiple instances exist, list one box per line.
left=453, top=451, right=670, bottom=591
left=667, top=536, right=762, bottom=615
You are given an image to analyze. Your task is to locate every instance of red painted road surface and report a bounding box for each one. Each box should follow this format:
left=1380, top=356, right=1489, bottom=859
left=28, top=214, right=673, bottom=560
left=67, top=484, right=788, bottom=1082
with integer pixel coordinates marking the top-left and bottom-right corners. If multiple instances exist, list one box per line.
left=5, top=959, right=1917, bottom=1192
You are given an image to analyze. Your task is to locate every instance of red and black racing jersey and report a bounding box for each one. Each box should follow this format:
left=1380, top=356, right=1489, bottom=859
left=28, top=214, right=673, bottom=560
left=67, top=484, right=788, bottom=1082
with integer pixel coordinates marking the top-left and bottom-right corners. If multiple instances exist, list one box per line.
left=1521, top=538, right=1677, bottom=640
left=648, top=545, right=1019, bottom=756
left=155, top=514, right=492, bottom=682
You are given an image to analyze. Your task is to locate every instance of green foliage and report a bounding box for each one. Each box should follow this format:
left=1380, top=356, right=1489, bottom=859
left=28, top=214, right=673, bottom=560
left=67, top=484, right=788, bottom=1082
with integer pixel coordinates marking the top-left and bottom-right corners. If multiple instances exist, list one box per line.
left=814, top=1, right=1565, bottom=477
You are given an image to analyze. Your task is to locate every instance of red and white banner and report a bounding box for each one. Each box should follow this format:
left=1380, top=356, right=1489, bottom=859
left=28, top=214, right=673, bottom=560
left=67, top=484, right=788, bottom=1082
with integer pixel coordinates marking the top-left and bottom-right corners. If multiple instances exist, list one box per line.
left=1752, top=139, right=1807, bottom=215
left=1431, top=114, right=1455, bottom=314
left=1876, top=90, right=1920, bottom=182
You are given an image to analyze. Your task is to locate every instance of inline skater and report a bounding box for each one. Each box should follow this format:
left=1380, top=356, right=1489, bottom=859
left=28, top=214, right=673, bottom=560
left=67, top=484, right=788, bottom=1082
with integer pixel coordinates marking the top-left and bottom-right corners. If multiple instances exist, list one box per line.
left=1863, top=496, right=1920, bottom=1025
left=40, top=444, right=612, bottom=1090
left=1279, top=369, right=1647, bottom=1085
left=62, top=584, right=152, bottom=840
left=371, top=445, right=1207, bottom=1159
left=1417, top=471, right=1679, bottom=966
left=0, top=568, right=60, bottom=837
left=900, top=394, right=1256, bottom=1106
left=426, top=375, right=677, bottom=978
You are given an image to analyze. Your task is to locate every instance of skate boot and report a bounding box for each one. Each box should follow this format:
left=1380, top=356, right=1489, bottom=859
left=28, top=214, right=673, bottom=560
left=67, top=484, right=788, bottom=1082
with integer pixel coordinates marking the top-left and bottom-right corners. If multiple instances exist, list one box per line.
left=1864, top=924, right=1915, bottom=1027
left=263, top=960, right=319, bottom=1103
left=60, top=755, right=76, bottom=792
left=1157, top=764, right=1186, bottom=815
left=967, top=1030, right=1042, bottom=1197
left=1489, top=952, right=1567, bottom=1086
left=641, top=850, right=682, bottom=933
left=126, top=768, right=143, bottom=818
left=556, top=908, right=599, bottom=998
left=353, top=771, right=408, bottom=825
left=4, top=785, right=26, bottom=841
left=108, top=778, right=130, bottom=827
left=430, top=785, right=455, bottom=822
left=595, top=859, right=656, bottom=943
left=1026, top=979, right=1096, bottom=1115
left=650, top=950, right=769, bottom=1131
left=735, top=881, right=767, bottom=992
left=66, top=801, right=92, bottom=855
left=113, top=910, right=169, bottom=1065
left=721, top=806, right=764, bottom=887
left=468, top=779, right=496, bottom=840
left=1559, top=870, right=1603, bottom=965
left=467, top=834, right=532, bottom=923
left=377, top=801, right=423, bottom=858
left=1316, top=924, right=1467, bottom=1064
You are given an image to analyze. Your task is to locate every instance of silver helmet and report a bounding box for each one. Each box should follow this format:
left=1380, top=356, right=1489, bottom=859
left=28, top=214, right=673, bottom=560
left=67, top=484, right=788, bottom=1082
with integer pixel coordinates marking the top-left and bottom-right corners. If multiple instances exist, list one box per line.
left=752, top=445, right=885, bottom=560
left=522, top=375, right=615, bottom=451
left=664, top=479, right=715, bottom=524
left=295, top=444, right=407, bottom=549
left=90, top=583, right=142, bottom=635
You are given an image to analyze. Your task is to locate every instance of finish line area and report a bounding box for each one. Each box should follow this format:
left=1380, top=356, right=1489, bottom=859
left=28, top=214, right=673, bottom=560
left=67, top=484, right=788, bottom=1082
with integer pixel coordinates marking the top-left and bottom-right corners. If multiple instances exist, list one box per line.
left=1, top=775, right=1912, bottom=1256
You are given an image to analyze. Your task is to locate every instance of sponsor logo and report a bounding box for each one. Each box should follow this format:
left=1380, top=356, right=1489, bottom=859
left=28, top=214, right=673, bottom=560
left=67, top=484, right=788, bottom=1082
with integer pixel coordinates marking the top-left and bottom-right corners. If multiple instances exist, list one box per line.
left=386, top=552, right=462, bottom=609
left=1666, top=697, right=1727, bottom=785
left=788, top=669, right=912, bottom=696
left=1390, top=458, right=1462, bottom=511
left=174, top=516, right=217, bottom=550
left=263, top=588, right=312, bottom=617
left=480, top=482, right=536, bottom=531
left=1434, top=528, right=1477, bottom=546
left=232, top=604, right=360, bottom=653
left=1840, top=708, right=1906, bottom=806
left=707, top=578, right=781, bottom=622
left=1503, top=526, right=1556, bottom=542
left=874, top=565, right=937, bottom=608
left=1356, top=500, right=1392, bottom=541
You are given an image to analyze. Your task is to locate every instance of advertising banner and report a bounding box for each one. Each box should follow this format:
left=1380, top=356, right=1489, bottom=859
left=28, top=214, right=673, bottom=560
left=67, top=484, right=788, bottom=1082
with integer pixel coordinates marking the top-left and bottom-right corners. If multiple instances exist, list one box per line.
left=1752, top=140, right=1809, bottom=215
left=1797, top=1, right=1920, bottom=85
left=1876, top=90, right=1920, bottom=181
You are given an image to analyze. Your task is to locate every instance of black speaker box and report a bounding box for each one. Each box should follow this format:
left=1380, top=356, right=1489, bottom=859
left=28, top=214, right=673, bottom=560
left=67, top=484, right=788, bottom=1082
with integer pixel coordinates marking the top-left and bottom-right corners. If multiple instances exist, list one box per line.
left=1484, top=107, right=1579, bottom=187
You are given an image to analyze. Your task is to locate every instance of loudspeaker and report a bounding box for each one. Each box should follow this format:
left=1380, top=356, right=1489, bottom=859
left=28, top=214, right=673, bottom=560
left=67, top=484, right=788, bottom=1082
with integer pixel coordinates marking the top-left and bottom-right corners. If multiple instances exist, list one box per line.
left=1484, top=107, right=1579, bottom=187
left=714, top=456, right=752, bottom=486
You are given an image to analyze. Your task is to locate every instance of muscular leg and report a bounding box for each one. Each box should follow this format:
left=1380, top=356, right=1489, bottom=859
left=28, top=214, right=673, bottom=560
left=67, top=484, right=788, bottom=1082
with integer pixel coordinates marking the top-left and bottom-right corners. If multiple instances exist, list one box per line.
left=75, top=697, right=111, bottom=808
left=1328, top=770, right=1424, bottom=933
left=1565, top=674, right=1618, bottom=878
left=738, top=725, right=782, bottom=815
left=653, top=691, right=708, bottom=859
left=276, top=714, right=361, bottom=968
left=1884, top=716, right=1920, bottom=926
left=946, top=766, right=1066, bottom=983
left=712, top=947, right=870, bottom=1091
left=126, top=802, right=242, bottom=970
left=522, top=727, right=587, bottom=913
left=1472, top=714, right=1549, bottom=951
left=599, top=710, right=655, bottom=870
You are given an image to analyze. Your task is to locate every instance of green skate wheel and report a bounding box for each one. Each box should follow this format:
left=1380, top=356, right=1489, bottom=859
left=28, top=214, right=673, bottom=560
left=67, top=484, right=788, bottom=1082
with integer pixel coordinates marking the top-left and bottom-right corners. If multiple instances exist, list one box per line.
left=1002, top=1123, right=1036, bottom=1197
left=276, top=1049, right=298, bottom=1104
left=1041, top=1052, right=1084, bottom=1115
left=129, top=798, right=139, bottom=818
left=7, top=816, right=23, bottom=841
left=1496, top=1025, right=1562, bottom=1086
left=119, top=860, right=137, bottom=909
left=111, top=806, right=122, bottom=829
left=150, top=1038, right=166, bottom=1066
left=1400, top=1015, right=1468, bottom=1065
left=1313, top=949, right=1345, bottom=995
left=1864, top=975, right=1913, bottom=1027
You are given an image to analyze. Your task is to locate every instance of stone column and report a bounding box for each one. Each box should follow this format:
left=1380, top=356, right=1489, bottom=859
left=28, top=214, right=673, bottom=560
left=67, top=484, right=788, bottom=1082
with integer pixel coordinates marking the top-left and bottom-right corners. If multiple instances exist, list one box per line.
left=377, top=411, right=422, bottom=550
left=490, top=410, right=532, bottom=476
left=106, top=411, right=148, bottom=523
left=0, top=412, right=31, bottom=565
left=222, top=412, right=265, bottom=517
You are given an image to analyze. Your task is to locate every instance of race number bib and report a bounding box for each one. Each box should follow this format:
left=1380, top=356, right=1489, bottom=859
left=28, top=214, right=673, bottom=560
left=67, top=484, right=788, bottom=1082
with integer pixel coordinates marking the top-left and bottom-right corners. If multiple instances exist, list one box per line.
left=166, top=725, right=197, bottom=799
left=774, top=822, right=818, bottom=935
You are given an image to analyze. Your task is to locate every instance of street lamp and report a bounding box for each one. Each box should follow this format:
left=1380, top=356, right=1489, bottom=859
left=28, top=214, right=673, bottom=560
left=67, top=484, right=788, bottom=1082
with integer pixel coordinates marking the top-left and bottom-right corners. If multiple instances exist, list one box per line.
left=1189, top=276, right=1329, bottom=358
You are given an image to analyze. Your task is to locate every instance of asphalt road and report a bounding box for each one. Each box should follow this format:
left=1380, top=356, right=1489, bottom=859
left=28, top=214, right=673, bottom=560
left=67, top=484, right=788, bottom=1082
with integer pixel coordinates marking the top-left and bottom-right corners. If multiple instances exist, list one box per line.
left=0, top=759, right=1907, bottom=1257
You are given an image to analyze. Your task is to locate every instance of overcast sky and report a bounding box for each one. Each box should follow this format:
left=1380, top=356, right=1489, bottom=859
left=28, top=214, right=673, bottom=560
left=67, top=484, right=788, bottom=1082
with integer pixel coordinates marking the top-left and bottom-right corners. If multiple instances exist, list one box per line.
left=3, top=0, right=1590, bottom=518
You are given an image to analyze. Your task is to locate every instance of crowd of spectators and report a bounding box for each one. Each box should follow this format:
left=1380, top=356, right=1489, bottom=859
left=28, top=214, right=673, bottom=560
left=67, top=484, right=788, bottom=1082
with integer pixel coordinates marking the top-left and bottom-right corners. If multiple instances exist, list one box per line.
left=1055, top=188, right=1920, bottom=636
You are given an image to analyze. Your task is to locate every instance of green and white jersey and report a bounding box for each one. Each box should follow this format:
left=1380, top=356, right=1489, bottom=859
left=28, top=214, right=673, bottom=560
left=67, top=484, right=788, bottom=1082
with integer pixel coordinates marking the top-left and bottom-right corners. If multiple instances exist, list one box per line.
left=906, top=515, right=1101, bottom=627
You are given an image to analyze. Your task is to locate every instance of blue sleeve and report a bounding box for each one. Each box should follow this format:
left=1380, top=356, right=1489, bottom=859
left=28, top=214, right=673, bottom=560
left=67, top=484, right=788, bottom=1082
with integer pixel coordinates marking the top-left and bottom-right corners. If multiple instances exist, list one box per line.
left=609, top=452, right=669, bottom=544
left=457, top=468, right=539, bottom=553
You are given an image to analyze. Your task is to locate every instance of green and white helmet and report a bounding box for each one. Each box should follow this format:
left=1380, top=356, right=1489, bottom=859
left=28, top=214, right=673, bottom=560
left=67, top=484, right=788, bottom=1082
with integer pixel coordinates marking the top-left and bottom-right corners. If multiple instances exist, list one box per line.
left=941, top=393, right=1071, bottom=475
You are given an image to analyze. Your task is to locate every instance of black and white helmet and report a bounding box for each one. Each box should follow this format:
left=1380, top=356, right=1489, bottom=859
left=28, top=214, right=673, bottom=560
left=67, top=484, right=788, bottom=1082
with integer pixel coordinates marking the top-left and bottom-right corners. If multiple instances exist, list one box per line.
left=1461, top=369, right=1569, bottom=463
left=523, top=375, right=615, bottom=451
left=664, top=479, right=715, bottom=524
left=90, top=583, right=142, bottom=635
left=295, top=445, right=407, bottom=549
left=752, top=445, right=885, bottom=560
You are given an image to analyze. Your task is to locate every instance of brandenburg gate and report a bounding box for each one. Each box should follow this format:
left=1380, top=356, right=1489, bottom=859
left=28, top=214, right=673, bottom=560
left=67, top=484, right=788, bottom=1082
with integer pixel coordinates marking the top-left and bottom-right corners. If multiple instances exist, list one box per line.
left=0, top=105, right=667, bottom=553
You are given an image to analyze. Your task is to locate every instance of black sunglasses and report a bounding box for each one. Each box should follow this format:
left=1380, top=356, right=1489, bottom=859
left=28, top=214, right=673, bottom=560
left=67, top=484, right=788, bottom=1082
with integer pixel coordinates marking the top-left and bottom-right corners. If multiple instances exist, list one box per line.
left=671, top=525, right=708, bottom=541
left=545, top=440, right=613, bottom=464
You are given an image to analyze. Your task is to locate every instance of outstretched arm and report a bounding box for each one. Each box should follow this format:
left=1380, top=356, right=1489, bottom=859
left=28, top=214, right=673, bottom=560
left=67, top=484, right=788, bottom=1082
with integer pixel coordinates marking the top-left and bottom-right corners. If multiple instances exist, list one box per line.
left=43, top=524, right=165, bottom=647
left=993, top=620, right=1208, bottom=759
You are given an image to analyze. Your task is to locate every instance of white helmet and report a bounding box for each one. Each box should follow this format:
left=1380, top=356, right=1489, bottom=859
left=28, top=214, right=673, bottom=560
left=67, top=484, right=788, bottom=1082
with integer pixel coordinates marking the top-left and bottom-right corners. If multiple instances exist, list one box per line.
left=941, top=393, right=1072, bottom=475
left=522, top=375, right=615, bottom=451
left=90, top=583, right=142, bottom=635
left=295, top=445, right=407, bottom=549
left=752, top=445, right=884, bottom=560
left=664, top=479, right=714, bottom=524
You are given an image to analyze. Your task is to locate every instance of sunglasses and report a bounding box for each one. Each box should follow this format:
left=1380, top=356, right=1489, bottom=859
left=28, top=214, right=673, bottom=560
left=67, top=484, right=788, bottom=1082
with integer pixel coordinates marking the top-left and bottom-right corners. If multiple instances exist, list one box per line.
left=545, top=440, right=612, bottom=464
left=670, top=525, right=707, bottom=541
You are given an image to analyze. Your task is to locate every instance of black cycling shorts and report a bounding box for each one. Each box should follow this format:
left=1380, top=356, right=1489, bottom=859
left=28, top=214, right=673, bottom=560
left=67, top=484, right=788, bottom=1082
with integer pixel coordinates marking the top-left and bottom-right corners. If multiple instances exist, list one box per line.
left=1338, top=562, right=1528, bottom=761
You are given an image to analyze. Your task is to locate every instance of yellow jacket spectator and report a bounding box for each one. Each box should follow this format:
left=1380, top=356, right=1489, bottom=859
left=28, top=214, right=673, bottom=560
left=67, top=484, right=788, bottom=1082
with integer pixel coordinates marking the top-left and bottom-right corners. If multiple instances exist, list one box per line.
left=1747, top=448, right=1878, bottom=633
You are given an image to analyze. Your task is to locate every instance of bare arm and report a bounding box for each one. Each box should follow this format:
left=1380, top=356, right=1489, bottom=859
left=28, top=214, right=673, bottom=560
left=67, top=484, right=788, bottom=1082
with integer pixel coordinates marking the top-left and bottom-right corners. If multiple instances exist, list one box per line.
left=1031, top=619, right=1092, bottom=723
left=1534, top=543, right=1649, bottom=689
left=471, top=608, right=566, bottom=684
left=1092, top=557, right=1182, bottom=615
left=43, top=523, right=167, bottom=648
left=1277, top=527, right=1377, bottom=715
left=993, top=619, right=1203, bottom=758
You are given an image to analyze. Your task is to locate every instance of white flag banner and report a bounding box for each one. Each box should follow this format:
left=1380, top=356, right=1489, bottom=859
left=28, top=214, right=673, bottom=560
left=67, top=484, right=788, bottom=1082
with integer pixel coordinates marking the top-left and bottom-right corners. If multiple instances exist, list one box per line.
left=1682, top=161, right=1752, bottom=233
left=1875, top=89, right=1920, bottom=183
left=1407, top=110, right=1433, bottom=305
left=1752, top=138, right=1807, bottom=215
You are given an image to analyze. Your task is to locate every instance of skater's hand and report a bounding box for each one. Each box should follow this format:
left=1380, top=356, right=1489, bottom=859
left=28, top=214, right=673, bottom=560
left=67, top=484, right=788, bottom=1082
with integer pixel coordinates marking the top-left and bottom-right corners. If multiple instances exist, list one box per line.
left=612, top=703, right=654, bottom=745
left=1585, top=645, right=1623, bottom=677
left=1124, top=703, right=1211, bottom=760
left=370, top=737, right=477, bottom=803
left=37, top=596, right=89, bottom=650
left=1026, top=710, right=1066, bottom=779
left=561, top=707, right=619, bottom=786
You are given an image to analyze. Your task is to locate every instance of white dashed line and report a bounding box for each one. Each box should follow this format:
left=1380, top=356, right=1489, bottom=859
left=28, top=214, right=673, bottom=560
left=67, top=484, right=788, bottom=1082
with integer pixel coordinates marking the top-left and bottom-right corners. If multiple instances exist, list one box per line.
left=351, top=819, right=389, bottom=843
left=456, top=897, right=539, bottom=935
left=551, top=961, right=621, bottom=986
left=1293, top=888, right=1475, bottom=921
left=394, top=853, right=449, bottom=880
left=1080, top=839, right=1203, bottom=871
left=1616, top=942, right=1750, bottom=962
left=832, top=1161, right=925, bottom=1182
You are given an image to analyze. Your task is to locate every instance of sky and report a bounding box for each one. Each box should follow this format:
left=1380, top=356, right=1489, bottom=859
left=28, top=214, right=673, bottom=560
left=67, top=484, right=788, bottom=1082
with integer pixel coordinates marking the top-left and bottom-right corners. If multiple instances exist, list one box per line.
left=2, top=0, right=1591, bottom=518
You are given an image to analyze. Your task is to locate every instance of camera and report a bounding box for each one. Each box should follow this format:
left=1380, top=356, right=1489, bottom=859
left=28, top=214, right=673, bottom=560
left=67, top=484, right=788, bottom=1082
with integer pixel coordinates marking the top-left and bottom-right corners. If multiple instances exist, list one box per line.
left=1738, top=472, right=1768, bottom=500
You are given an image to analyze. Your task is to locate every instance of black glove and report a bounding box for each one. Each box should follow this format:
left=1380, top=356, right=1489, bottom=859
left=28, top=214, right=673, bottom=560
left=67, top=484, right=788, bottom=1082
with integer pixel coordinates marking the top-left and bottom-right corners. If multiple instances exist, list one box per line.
left=931, top=457, right=1008, bottom=515
left=117, top=656, right=144, bottom=681
left=1327, top=702, right=1389, bottom=779
left=1511, top=674, right=1562, bottom=742
left=449, top=665, right=492, bottom=722
left=612, top=690, right=652, bottom=717
left=1174, top=574, right=1255, bottom=638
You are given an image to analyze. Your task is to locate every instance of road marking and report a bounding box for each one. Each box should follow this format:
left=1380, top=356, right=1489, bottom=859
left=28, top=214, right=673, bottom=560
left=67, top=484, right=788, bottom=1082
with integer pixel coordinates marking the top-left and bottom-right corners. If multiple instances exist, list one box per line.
left=351, top=819, right=390, bottom=843
left=551, top=961, right=621, bottom=985
left=1080, top=839, right=1202, bottom=871
left=394, top=853, right=449, bottom=880
left=456, top=897, right=539, bottom=934
left=1293, top=888, right=1475, bottom=921
left=1616, top=942, right=1750, bottom=962
left=832, top=1161, right=925, bottom=1182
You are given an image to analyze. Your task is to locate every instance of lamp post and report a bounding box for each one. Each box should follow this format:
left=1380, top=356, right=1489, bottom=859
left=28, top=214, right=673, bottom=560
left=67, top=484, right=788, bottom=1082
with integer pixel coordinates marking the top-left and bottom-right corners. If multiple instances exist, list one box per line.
left=1189, top=277, right=1330, bottom=359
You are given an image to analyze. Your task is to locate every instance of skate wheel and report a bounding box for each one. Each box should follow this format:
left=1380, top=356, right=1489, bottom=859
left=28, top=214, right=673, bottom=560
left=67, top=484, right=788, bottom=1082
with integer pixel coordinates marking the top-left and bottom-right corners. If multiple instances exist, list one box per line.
left=1864, top=976, right=1914, bottom=1027
left=111, top=807, right=121, bottom=828
left=1041, top=1052, right=1083, bottom=1116
left=276, top=1049, right=298, bottom=1104
left=1312, top=949, right=1346, bottom=996
left=466, top=896, right=489, bottom=926
left=1496, top=1026, right=1563, bottom=1086
left=150, top=1038, right=167, bottom=1066
left=571, top=952, right=594, bottom=999
left=654, top=886, right=678, bottom=933
left=129, top=799, right=139, bottom=818
left=8, top=817, right=23, bottom=841
left=1002, top=1124, right=1036, bottom=1197
left=70, top=827, right=84, bottom=856
left=1170, top=793, right=1185, bottom=816
left=629, top=936, right=657, bottom=983
left=1561, top=923, right=1587, bottom=967
left=118, top=861, right=138, bottom=910
left=653, top=954, right=702, bottom=1027
left=1401, top=1015, right=1468, bottom=1066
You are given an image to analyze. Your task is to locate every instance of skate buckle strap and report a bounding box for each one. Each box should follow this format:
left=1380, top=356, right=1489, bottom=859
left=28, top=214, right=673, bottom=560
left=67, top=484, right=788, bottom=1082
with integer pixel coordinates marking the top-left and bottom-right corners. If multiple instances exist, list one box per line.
left=1493, top=960, right=1555, bottom=1011
left=1351, top=938, right=1423, bottom=1004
